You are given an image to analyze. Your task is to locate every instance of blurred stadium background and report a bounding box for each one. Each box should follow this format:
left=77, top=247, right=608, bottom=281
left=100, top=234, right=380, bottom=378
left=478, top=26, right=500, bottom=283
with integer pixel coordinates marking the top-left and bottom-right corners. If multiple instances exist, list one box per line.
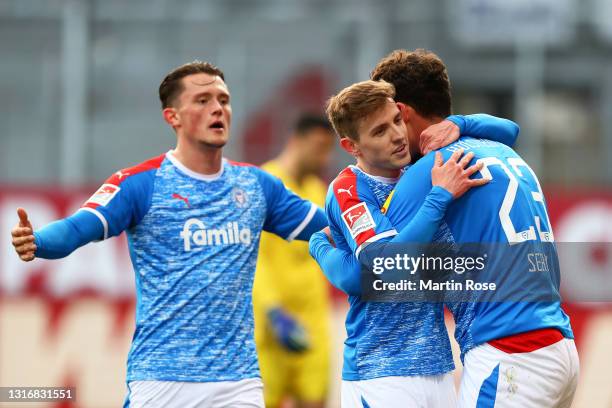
left=1, top=0, right=611, bottom=407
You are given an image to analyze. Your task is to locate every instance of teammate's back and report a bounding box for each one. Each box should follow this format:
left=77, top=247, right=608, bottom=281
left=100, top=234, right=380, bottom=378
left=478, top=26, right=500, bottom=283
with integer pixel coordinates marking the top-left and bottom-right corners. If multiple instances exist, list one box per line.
left=443, top=138, right=553, bottom=243
left=388, top=137, right=573, bottom=352
left=387, top=137, right=578, bottom=407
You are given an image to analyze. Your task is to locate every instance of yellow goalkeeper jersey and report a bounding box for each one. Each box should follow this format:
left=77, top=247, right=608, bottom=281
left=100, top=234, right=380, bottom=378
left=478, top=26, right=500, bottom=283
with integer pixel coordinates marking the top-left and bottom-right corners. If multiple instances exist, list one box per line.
left=254, top=160, right=331, bottom=329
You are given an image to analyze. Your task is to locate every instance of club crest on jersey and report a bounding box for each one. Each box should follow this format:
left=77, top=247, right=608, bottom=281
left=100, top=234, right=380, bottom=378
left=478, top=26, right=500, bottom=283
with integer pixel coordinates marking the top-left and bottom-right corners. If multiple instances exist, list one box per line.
left=232, top=187, right=249, bottom=208
left=86, top=184, right=120, bottom=207
left=342, top=202, right=375, bottom=238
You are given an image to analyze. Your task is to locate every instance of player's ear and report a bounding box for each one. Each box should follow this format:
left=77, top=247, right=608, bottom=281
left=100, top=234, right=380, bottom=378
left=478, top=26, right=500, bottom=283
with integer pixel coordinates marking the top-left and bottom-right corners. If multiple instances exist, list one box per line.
left=340, top=137, right=359, bottom=157
left=162, top=107, right=180, bottom=129
left=397, top=102, right=413, bottom=124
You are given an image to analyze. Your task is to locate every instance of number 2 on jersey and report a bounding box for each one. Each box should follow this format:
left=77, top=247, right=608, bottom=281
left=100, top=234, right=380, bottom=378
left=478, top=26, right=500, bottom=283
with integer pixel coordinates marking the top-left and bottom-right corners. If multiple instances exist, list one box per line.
left=476, top=157, right=554, bottom=244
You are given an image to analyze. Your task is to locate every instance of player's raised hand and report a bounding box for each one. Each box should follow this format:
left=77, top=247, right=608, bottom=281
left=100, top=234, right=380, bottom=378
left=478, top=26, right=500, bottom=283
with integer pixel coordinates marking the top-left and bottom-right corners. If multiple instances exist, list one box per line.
left=11, top=208, right=37, bottom=262
left=267, top=307, right=310, bottom=353
left=420, top=119, right=460, bottom=155
left=431, top=149, right=488, bottom=199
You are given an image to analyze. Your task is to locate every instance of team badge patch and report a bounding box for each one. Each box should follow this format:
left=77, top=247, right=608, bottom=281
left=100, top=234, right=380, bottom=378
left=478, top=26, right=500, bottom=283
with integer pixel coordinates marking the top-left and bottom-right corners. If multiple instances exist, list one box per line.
left=86, top=184, right=120, bottom=207
left=342, top=202, right=375, bottom=238
left=232, top=187, right=249, bottom=208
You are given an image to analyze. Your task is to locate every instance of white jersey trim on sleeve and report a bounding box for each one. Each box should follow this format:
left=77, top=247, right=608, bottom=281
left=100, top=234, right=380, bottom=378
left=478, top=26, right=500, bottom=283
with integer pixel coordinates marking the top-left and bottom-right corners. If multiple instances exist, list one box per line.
left=286, top=202, right=318, bottom=242
left=355, top=229, right=398, bottom=258
left=79, top=207, right=109, bottom=240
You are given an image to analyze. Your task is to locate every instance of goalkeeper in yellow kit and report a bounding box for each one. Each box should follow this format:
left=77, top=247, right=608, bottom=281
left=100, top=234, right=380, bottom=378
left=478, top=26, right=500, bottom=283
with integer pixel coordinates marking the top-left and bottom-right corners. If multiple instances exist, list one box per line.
left=254, top=115, right=336, bottom=408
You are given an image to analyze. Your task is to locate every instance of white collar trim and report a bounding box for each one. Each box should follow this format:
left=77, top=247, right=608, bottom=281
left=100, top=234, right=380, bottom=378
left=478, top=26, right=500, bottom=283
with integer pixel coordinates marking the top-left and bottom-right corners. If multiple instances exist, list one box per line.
left=166, top=150, right=225, bottom=181
left=349, top=165, right=400, bottom=184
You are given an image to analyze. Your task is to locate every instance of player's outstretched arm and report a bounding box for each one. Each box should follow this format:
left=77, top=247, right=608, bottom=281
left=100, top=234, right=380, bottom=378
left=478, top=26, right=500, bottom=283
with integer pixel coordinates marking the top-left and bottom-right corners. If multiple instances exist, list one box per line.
left=292, top=207, right=328, bottom=241
left=11, top=208, right=104, bottom=261
left=257, top=169, right=328, bottom=241
left=420, top=114, right=520, bottom=155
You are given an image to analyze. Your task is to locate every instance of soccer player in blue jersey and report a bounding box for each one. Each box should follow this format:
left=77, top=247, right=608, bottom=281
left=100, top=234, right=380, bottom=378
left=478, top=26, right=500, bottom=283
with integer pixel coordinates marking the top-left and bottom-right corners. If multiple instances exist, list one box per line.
left=371, top=50, right=578, bottom=408
left=313, top=49, right=578, bottom=407
left=10, top=61, right=328, bottom=408
left=313, top=77, right=520, bottom=407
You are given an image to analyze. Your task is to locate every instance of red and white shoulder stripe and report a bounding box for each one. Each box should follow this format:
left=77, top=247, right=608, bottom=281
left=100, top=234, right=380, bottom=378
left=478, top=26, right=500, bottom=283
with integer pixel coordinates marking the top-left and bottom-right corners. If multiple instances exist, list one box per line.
left=82, top=153, right=165, bottom=211
left=332, top=168, right=396, bottom=257
left=79, top=154, right=164, bottom=239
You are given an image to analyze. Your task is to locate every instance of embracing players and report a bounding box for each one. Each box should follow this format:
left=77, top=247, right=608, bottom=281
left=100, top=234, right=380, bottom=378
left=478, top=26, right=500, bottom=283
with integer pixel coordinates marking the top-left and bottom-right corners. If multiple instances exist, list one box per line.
left=311, top=78, right=519, bottom=407
left=312, top=49, right=577, bottom=407
left=373, top=50, right=577, bottom=408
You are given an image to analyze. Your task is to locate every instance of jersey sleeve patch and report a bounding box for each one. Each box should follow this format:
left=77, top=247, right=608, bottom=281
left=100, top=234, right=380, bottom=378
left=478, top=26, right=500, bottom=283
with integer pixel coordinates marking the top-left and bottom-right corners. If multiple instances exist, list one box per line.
left=332, top=168, right=380, bottom=246
left=341, top=202, right=376, bottom=239
left=84, top=184, right=121, bottom=209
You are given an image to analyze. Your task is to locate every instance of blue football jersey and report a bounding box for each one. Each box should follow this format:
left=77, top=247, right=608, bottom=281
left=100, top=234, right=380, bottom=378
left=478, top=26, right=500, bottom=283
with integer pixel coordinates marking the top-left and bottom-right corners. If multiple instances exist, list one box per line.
left=386, top=137, right=573, bottom=356
left=326, top=166, right=454, bottom=381
left=81, top=151, right=318, bottom=382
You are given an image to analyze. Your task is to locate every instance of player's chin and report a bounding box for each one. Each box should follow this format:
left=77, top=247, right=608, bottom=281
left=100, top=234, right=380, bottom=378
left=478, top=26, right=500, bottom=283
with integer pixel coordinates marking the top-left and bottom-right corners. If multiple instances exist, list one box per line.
left=201, top=140, right=227, bottom=149
left=201, top=133, right=228, bottom=148
left=392, top=151, right=411, bottom=167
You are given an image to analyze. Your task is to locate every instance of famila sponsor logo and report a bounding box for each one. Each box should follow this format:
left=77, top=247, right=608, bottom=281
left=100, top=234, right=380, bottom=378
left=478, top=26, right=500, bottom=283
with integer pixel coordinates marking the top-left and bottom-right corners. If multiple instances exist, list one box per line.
left=180, top=218, right=252, bottom=250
